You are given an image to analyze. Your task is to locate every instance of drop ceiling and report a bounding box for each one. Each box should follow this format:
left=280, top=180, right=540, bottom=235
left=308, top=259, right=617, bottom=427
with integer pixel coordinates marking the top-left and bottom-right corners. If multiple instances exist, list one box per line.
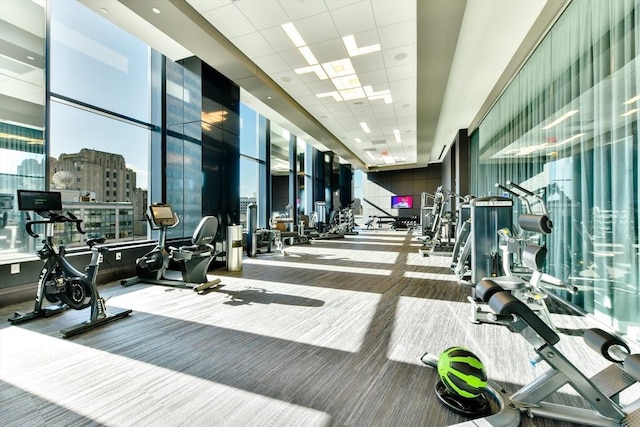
left=80, top=0, right=569, bottom=172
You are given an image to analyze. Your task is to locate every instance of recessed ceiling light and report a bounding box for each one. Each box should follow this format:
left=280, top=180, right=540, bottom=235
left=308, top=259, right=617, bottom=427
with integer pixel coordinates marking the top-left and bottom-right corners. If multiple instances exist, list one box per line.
left=359, top=122, right=371, bottom=134
left=298, top=46, right=318, bottom=66
left=343, top=35, right=380, bottom=57
left=152, top=7, right=160, bottom=14
left=281, top=22, right=306, bottom=47
left=26, top=56, right=34, bottom=61
left=322, top=58, right=355, bottom=78
left=394, top=53, right=407, bottom=61
left=281, top=76, right=292, bottom=82
left=295, top=64, right=328, bottom=80
left=393, top=129, right=401, bottom=143
left=331, top=75, right=360, bottom=90
left=100, top=7, right=108, bottom=14
left=267, top=96, right=272, bottom=100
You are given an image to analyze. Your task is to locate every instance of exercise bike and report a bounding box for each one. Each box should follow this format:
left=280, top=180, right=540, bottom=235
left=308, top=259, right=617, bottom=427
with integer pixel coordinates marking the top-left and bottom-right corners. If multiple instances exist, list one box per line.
left=9, top=190, right=132, bottom=338
left=121, top=203, right=221, bottom=292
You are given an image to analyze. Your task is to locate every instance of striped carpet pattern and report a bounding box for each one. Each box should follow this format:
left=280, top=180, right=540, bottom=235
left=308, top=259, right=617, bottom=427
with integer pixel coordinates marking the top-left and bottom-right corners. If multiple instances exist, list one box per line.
left=1, top=229, right=636, bottom=426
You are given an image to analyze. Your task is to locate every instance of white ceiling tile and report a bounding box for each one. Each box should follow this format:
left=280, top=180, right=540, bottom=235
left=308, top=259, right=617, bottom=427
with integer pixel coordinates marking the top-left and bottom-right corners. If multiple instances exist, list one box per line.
left=386, top=63, right=415, bottom=83
left=294, top=94, right=324, bottom=107
left=383, top=44, right=416, bottom=68
left=391, top=89, right=417, bottom=103
left=201, top=5, right=256, bottom=38
left=325, top=0, right=362, bottom=10
left=278, top=0, right=328, bottom=21
left=269, top=72, right=306, bottom=88
left=253, top=53, right=295, bottom=74
left=186, top=0, right=232, bottom=14
left=294, top=13, right=340, bottom=45
left=277, top=48, right=313, bottom=70
left=350, top=51, right=386, bottom=73
left=260, top=25, right=301, bottom=52
left=306, top=38, right=348, bottom=65
left=230, top=32, right=277, bottom=59
left=305, top=79, right=336, bottom=93
left=235, top=1, right=289, bottom=31
left=371, top=0, right=415, bottom=27
left=329, top=2, right=376, bottom=35
left=378, top=21, right=415, bottom=50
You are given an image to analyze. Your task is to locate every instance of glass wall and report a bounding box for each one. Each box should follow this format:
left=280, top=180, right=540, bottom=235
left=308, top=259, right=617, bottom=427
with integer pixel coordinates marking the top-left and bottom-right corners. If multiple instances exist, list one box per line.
left=270, top=122, right=291, bottom=218
left=0, top=0, right=45, bottom=255
left=239, top=103, right=265, bottom=228
left=297, top=139, right=313, bottom=217
left=47, top=0, right=154, bottom=247
left=472, top=0, right=639, bottom=338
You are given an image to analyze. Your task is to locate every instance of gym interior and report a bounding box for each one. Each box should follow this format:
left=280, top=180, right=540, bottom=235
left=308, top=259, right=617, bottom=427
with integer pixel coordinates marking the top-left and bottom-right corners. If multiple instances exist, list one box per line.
left=1, top=1, right=639, bottom=426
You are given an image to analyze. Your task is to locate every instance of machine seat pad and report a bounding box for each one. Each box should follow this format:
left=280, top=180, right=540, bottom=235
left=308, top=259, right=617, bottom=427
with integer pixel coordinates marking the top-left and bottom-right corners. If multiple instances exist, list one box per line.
left=489, top=291, right=560, bottom=345
left=487, top=275, right=525, bottom=290
left=476, top=279, right=508, bottom=303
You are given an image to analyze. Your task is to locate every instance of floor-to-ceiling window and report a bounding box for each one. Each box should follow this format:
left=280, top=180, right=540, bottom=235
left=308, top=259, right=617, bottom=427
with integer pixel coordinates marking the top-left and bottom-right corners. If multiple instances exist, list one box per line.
left=239, top=102, right=264, bottom=228
left=46, top=0, right=157, bottom=247
left=0, top=0, right=45, bottom=257
left=472, top=0, right=639, bottom=338
left=270, top=122, right=291, bottom=219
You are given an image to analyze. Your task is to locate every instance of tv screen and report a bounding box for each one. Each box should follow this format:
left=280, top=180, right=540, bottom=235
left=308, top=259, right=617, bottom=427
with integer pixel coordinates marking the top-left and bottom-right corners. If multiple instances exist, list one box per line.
left=391, top=195, right=413, bottom=209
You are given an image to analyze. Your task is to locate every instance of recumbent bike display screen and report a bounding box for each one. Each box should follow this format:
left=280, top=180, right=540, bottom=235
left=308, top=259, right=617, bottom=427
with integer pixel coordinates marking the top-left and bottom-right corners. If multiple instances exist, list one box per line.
left=149, top=205, right=176, bottom=227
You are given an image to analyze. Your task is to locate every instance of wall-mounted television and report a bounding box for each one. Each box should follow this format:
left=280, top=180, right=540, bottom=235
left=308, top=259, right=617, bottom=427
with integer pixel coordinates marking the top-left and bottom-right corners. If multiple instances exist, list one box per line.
left=391, top=195, right=413, bottom=209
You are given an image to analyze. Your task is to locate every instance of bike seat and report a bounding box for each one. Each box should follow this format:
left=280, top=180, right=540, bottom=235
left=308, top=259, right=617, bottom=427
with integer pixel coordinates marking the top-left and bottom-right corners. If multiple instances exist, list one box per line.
left=87, top=237, right=105, bottom=247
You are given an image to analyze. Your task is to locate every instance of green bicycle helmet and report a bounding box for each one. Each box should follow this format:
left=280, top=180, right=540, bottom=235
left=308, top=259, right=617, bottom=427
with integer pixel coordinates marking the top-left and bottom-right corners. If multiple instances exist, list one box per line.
left=438, top=346, right=487, bottom=399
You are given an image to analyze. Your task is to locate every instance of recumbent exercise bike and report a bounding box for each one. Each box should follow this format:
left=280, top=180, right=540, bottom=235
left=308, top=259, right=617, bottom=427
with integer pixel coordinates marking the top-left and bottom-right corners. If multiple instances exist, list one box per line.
left=121, top=203, right=221, bottom=292
left=8, top=190, right=132, bottom=338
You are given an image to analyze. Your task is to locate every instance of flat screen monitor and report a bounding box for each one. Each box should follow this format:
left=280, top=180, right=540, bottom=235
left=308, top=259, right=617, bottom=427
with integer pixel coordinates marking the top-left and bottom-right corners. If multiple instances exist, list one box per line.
left=17, top=190, right=62, bottom=212
left=149, top=204, right=176, bottom=227
left=391, top=195, right=413, bottom=209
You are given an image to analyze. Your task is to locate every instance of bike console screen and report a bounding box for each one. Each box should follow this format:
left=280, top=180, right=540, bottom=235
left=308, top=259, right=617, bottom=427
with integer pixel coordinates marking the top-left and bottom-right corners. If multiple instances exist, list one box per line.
left=17, top=190, right=63, bottom=212
left=149, top=204, right=177, bottom=228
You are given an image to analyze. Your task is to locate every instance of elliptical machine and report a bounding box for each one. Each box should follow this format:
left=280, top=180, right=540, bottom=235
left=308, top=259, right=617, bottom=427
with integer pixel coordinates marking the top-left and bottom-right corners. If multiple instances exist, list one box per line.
left=9, top=190, right=132, bottom=338
left=121, top=203, right=221, bottom=292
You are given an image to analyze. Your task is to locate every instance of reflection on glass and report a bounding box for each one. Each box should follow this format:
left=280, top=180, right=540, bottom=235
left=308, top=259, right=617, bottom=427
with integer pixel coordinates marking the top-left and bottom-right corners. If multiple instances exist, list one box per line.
left=0, top=0, right=45, bottom=257
left=48, top=101, right=149, bottom=246
left=240, top=157, right=259, bottom=227
left=50, top=0, right=150, bottom=122
left=270, top=122, right=290, bottom=218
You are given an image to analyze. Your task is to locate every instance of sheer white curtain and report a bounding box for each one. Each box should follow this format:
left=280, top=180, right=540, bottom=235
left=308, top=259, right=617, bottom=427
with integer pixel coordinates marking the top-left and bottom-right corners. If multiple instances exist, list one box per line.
left=474, top=0, right=639, bottom=338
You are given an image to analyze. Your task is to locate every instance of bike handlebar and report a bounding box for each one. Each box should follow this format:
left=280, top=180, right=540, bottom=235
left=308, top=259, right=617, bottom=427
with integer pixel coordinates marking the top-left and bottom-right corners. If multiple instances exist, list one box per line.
left=25, top=212, right=86, bottom=238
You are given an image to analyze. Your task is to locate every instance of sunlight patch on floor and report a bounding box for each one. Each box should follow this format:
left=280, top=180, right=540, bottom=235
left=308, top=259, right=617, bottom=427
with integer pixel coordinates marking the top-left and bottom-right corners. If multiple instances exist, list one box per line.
left=0, top=327, right=333, bottom=426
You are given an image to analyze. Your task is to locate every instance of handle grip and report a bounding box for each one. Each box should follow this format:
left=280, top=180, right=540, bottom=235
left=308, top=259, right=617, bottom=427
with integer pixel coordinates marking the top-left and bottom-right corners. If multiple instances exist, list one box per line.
left=507, top=180, right=535, bottom=196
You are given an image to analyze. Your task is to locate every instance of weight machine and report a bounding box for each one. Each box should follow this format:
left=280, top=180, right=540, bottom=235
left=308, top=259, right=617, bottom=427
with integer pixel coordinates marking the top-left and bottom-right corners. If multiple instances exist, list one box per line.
left=423, top=278, right=640, bottom=426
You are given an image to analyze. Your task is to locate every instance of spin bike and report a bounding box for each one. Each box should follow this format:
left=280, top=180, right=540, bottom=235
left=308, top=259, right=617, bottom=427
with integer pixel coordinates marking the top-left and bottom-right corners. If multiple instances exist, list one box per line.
left=9, top=190, right=132, bottom=338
